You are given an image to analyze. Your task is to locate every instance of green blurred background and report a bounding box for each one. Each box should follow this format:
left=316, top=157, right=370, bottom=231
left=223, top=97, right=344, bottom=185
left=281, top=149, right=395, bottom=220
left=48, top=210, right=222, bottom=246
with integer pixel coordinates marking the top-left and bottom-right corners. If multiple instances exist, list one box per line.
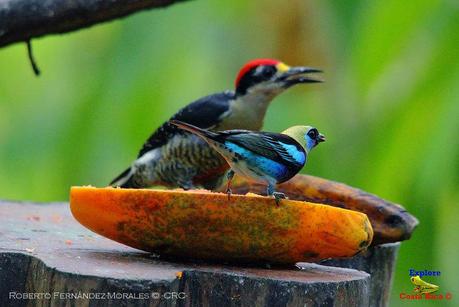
left=0, top=0, right=458, bottom=305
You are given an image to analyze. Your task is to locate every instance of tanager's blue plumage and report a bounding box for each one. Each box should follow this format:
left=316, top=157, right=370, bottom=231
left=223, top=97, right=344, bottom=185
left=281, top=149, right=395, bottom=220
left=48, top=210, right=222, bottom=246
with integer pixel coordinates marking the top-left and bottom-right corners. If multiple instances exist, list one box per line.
left=170, top=120, right=325, bottom=204
left=222, top=133, right=306, bottom=183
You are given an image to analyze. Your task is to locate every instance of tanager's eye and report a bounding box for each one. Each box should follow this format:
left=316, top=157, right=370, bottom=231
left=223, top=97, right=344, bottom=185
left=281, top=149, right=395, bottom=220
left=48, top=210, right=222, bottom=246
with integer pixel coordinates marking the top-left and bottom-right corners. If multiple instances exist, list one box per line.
left=308, top=129, right=318, bottom=139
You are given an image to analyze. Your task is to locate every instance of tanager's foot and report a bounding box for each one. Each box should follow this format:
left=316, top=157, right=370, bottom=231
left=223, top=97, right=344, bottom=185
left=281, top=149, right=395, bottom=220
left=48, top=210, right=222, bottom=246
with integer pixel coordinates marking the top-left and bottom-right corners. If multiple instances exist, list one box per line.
left=226, top=170, right=235, bottom=201
left=273, top=192, right=286, bottom=206
left=226, top=188, right=232, bottom=201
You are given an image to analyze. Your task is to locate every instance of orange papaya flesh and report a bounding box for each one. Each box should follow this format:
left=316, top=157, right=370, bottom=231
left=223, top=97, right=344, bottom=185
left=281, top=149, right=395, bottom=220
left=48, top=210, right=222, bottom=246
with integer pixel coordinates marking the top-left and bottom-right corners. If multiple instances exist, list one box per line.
left=70, top=186, right=373, bottom=264
left=224, top=174, right=418, bottom=245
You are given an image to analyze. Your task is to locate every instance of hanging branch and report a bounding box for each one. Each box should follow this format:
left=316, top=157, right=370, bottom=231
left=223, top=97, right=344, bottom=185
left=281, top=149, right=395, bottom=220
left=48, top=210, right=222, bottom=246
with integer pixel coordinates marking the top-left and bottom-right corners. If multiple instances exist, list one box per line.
left=0, top=0, right=190, bottom=48
left=26, top=40, right=40, bottom=76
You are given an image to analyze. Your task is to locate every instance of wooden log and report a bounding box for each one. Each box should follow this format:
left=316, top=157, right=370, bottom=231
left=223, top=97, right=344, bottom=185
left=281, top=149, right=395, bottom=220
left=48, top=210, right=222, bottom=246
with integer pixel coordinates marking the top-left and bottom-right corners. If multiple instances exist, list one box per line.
left=0, top=201, right=402, bottom=306
left=0, top=0, right=190, bottom=48
left=316, top=243, right=400, bottom=307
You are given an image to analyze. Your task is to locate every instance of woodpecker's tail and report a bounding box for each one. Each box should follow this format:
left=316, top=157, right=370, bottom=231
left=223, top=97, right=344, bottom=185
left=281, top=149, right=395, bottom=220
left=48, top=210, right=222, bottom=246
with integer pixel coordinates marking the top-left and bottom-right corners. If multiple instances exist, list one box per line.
left=110, top=167, right=137, bottom=188
left=170, top=120, right=219, bottom=141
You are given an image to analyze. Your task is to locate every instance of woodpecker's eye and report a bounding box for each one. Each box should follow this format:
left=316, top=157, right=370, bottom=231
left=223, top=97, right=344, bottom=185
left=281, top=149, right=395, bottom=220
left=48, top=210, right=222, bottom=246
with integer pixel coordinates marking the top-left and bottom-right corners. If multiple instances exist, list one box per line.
left=307, top=129, right=318, bottom=139
left=258, top=65, right=277, bottom=79
left=236, top=64, right=279, bottom=95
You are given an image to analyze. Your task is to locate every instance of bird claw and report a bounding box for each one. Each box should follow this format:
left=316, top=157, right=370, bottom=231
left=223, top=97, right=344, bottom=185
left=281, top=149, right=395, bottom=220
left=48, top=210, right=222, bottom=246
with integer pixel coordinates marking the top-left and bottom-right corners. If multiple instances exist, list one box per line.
left=226, top=170, right=235, bottom=202
left=226, top=188, right=232, bottom=201
left=273, top=192, right=286, bottom=206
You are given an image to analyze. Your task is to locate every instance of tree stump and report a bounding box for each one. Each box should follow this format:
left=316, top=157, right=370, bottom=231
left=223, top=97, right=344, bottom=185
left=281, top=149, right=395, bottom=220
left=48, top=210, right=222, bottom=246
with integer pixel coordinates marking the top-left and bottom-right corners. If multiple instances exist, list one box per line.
left=320, top=243, right=400, bottom=307
left=0, top=201, right=399, bottom=306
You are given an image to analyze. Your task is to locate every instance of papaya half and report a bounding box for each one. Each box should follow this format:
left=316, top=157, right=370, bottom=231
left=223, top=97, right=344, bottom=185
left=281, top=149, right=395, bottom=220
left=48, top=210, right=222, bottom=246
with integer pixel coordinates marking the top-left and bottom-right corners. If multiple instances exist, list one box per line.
left=70, top=187, right=373, bottom=264
left=223, top=174, right=418, bottom=245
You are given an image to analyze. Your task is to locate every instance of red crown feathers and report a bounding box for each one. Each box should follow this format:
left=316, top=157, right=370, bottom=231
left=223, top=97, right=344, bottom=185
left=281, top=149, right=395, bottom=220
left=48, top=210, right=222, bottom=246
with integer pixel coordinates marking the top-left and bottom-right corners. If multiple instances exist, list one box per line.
left=235, top=59, right=280, bottom=88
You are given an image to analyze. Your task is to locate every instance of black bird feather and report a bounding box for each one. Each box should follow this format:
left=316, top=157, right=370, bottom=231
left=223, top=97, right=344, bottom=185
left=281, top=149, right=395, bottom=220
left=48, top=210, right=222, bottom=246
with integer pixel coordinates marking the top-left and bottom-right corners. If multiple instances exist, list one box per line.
left=138, top=91, right=235, bottom=157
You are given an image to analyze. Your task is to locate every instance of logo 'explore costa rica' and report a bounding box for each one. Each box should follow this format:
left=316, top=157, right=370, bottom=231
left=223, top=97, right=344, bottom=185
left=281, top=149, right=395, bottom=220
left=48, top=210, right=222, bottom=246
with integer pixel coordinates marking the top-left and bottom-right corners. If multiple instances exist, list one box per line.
left=410, top=275, right=439, bottom=294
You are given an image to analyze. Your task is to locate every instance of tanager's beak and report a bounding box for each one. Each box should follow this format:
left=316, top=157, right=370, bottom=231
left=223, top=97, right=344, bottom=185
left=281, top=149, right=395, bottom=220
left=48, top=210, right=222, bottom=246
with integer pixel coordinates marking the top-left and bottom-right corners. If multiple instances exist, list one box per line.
left=317, top=133, right=326, bottom=143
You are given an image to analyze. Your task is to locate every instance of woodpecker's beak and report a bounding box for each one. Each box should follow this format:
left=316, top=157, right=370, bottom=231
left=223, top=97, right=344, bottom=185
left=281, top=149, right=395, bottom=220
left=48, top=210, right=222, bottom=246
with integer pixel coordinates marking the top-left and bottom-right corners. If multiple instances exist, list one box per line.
left=317, top=133, right=326, bottom=143
left=276, top=65, right=323, bottom=87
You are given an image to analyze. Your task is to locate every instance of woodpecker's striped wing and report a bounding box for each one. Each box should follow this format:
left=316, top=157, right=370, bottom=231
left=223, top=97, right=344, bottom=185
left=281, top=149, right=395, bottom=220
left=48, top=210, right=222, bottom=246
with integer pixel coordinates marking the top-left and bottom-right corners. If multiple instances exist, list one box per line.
left=138, top=91, right=235, bottom=157
left=224, top=131, right=306, bottom=168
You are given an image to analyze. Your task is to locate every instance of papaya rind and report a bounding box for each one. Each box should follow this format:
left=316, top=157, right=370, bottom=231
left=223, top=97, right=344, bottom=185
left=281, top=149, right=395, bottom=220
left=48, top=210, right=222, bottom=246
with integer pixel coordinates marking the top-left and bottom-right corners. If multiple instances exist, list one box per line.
left=70, top=186, right=373, bottom=264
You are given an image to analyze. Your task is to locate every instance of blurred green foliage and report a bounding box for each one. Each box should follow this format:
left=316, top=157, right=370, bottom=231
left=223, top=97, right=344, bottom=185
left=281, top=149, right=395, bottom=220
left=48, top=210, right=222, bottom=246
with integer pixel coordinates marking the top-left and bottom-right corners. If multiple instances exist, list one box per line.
left=0, top=0, right=458, bottom=305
